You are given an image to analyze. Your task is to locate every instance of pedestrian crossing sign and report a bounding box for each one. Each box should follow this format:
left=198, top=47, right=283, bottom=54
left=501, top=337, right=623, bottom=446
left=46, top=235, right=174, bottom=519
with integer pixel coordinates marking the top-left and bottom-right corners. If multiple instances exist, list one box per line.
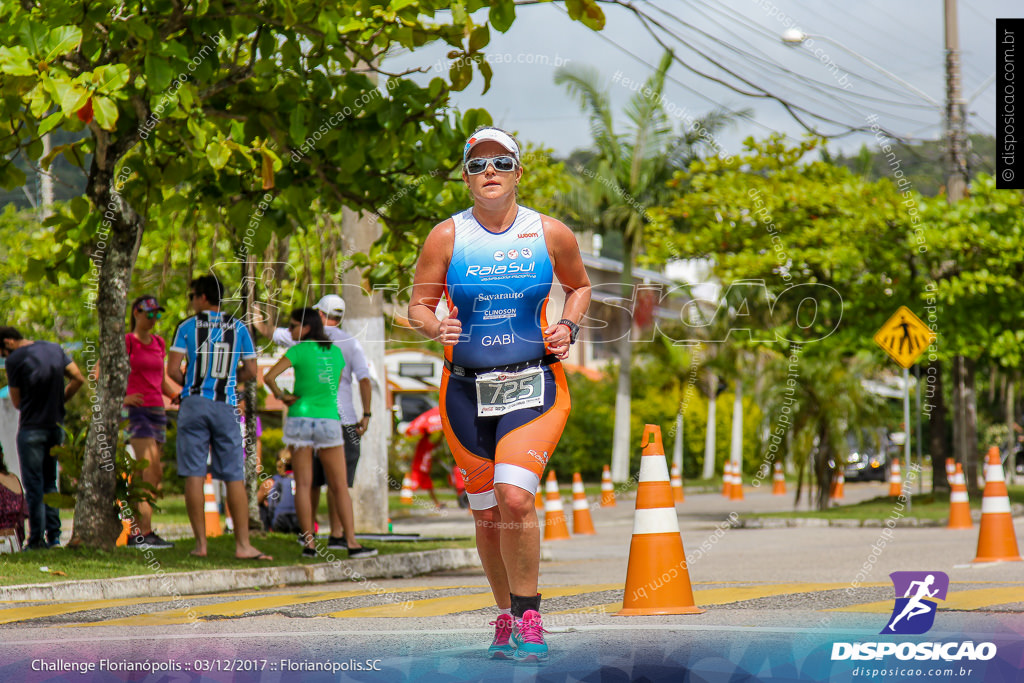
left=873, top=306, right=936, bottom=369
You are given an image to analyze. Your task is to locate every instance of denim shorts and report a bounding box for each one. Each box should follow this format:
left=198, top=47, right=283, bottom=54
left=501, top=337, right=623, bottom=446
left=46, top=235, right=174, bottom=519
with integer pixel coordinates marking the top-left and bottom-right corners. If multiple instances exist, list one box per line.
left=125, top=406, right=168, bottom=442
left=176, top=395, right=245, bottom=482
left=283, top=417, right=344, bottom=449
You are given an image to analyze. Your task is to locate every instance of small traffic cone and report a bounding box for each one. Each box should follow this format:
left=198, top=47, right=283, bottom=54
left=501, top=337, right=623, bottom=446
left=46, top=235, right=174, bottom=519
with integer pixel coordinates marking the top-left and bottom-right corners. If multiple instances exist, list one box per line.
left=543, top=470, right=571, bottom=541
left=729, top=460, right=744, bottom=501
left=722, top=461, right=733, bottom=498
left=772, top=461, right=786, bottom=495
left=399, top=474, right=415, bottom=504
left=617, top=425, right=704, bottom=616
left=115, top=506, right=133, bottom=547
left=973, top=448, right=1022, bottom=563
left=830, top=470, right=845, bottom=502
left=204, top=474, right=222, bottom=538
left=571, top=472, right=597, bottom=535
left=670, top=463, right=685, bottom=503
left=600, top=465, right=616, bottom=507
left=888, top=459, right=903, bottom=497
left=535, top=488, right=545, bottom=510
left=947, top=463, right=972, bottom=529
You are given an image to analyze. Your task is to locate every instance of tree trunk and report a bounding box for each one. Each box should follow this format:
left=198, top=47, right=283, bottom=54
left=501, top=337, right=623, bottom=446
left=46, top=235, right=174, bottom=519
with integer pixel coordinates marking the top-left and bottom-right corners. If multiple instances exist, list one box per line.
left=610, top=233, right=636, bottom=483
left=730, top=378, right=743, bottom=480
left=926, top=359, right=950, bottom=491
left=962, top=357, right=980, bottom=498
left=815, top=426, right=832, bottom=511
left=342, top=207, right=388, bottom=533
left=702, top=373, right=717, bottom=480
left=1007, top=374, right=1017, bottom=486
left=72, top=171, right=143, bottom=549
left=240, top=257, right=261, bottom=530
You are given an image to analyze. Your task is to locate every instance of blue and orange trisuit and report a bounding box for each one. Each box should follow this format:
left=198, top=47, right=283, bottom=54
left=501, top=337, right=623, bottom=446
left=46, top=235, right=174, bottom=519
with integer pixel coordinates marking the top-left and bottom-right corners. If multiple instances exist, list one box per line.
left=440, top=205, right=571, bottom=511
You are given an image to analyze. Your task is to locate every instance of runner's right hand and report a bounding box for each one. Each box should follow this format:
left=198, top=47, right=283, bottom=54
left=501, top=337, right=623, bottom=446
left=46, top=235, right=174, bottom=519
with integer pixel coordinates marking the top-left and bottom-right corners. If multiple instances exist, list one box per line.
left=436, top=305, right=461, bottom=346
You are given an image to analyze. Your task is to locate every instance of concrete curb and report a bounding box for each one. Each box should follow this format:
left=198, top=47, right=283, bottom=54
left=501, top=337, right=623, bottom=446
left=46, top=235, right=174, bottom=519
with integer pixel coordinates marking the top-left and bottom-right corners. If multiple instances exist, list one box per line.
left=0, top=548, right=482, bottom=603
left=734, top=503, right=1024, bottom=529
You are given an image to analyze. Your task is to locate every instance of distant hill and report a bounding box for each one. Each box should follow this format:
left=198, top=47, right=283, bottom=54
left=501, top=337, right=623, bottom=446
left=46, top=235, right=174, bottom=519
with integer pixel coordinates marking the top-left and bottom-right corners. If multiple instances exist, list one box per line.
left=828, top=134, right=996, bottom=197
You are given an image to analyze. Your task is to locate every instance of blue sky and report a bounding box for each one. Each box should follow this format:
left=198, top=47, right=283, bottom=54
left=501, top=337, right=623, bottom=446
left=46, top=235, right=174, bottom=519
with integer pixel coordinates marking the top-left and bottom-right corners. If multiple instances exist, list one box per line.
left=383, top=0, right=1011, bottom=159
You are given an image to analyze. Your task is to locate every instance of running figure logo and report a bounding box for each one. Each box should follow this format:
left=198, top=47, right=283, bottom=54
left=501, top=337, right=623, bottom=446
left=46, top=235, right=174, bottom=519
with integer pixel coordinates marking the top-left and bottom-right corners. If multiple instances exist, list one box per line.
left=881, top=571, right=949, bottom=635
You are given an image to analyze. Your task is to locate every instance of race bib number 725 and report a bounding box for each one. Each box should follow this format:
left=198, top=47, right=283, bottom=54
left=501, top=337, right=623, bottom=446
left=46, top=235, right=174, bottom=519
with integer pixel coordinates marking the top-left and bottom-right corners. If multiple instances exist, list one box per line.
left=475, top=366, right=545, bottom=417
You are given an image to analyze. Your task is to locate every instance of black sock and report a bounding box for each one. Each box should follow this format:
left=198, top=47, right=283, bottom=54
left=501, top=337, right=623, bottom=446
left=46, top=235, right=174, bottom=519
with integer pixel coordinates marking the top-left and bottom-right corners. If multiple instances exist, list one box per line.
left=510, top=593, right=541, bottom=618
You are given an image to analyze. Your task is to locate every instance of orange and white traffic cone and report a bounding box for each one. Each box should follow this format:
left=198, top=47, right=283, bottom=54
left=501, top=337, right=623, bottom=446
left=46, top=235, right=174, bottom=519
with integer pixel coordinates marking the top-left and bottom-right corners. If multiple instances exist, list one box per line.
left=571, top=472, right=597, bottom=535
left=772, top=461, right=786, bottom=496
left=947, top=463, right=972, bottom=529
left=670, top=463, right=685, bottom=503
left=600, top=465, right=616, bottom=507
left=115, top=504, right=133, bottom=546
left=973, top=447, right=1022, bottom=563
left=729, top=460, right=744, bottom=501
left=945, top=457, right=956, bottom=484
left=830, top=470, right=845, bottom=502
left=543, top=470, right=571, bottom=541
left=400, top=474, right=415, bottom=505
left=204, top=474, right=222, bottom=538
left=722, top=461, right=733, bottom=498
left=536, top=488, right=545, bottom=510
left=617, top=424, right=704, bottom=616
left=888, top=459, right=903, bottom=497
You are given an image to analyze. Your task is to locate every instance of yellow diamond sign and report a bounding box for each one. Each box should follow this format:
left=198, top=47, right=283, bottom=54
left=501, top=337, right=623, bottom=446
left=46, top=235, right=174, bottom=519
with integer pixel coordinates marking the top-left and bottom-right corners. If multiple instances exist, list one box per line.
left=873, top=306, right=936, bottom=369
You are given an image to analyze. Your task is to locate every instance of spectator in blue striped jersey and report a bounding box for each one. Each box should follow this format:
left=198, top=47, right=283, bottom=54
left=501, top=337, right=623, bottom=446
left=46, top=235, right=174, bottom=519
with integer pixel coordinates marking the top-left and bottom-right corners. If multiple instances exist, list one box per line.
left=166, top=275, right=271, bottom=561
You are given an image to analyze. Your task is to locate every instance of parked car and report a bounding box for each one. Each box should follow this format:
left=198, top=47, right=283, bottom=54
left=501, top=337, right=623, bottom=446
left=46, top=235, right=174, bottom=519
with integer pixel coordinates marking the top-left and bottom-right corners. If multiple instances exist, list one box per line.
left=843, top=431, right=891, bottom=482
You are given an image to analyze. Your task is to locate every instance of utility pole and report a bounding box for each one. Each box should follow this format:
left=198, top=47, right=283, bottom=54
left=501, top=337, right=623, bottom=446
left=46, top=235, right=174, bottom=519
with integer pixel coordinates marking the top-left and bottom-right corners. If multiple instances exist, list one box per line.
left=945, top=0, right=979, bottom=493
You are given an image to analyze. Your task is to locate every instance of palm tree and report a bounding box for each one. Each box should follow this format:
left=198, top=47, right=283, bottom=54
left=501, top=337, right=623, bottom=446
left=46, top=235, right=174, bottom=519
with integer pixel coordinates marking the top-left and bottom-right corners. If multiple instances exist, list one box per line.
left=760, top=348, right=887, bottom=510
left=555, top=51, right=746, bottom=482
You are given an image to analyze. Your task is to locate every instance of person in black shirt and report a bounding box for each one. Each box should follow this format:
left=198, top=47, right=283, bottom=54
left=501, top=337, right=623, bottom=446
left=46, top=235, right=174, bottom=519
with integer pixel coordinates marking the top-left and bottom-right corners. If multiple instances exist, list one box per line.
left=0, top=326, right=85, bottom=549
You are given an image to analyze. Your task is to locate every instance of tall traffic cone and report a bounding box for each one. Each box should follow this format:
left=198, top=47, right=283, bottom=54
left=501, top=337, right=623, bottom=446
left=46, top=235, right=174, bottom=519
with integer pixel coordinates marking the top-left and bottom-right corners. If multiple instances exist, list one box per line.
left=670, top=463, right=685, bottom=503
left=722, top=461, right=733, bottom=498
left=571, top=472, right=597, bottom=535
left=947, top=463, right=972, bottom=529
left=617, top=425, right=704, bottom=616
left=204, top=474, right=223, bottom=538
left=543, top=470, right=571, bottom=541
left=888, top=459, right=903, bottom=497
left=399, top=473, right=415, bottom=504
left=600, top=465, right=616, bottom=507
left=830, top=470, right=845, bottom=502
left=772, top=461, right=786, bottom=495
left=973, top=448, right=1022, bottom=563
left=729, top=460, right=744, bottom=501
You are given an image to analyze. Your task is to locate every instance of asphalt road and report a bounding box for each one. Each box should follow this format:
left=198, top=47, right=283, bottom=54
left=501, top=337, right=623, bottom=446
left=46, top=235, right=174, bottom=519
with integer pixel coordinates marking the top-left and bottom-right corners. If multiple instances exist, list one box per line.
left=1, top=481, right=1022, bottom=682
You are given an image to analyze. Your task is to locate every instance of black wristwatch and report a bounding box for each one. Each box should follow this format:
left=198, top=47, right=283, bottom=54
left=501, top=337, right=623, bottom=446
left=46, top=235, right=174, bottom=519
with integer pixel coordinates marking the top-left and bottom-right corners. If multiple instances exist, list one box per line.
left=557, top=319, right=580, bottom=344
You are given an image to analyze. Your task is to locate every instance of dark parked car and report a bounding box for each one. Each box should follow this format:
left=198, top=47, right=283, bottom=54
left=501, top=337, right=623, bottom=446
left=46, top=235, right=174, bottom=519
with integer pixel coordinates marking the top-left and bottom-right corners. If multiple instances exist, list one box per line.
left=843, top=431, right=891, bottom=482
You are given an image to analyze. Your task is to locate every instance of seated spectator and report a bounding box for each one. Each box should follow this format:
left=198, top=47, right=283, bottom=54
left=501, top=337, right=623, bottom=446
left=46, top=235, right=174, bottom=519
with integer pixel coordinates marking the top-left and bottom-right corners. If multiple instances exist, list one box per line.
left=0, top=445, right=28, bottom=551
left=269, top=450, right=301, bottom=535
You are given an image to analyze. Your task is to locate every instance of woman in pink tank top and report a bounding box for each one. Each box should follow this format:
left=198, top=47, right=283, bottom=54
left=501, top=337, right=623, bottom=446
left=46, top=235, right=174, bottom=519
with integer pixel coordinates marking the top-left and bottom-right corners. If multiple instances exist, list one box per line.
left=124, top=295, right=179, bottom=550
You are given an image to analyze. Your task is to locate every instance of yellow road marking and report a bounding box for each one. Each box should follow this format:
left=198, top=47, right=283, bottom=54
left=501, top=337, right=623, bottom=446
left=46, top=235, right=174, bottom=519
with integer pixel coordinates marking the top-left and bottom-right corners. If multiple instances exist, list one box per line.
left=325, top=584, right=621, bottom=618
left=831, top=586, right=1024, bottom=614
left=66, top=586, right=442, bottom=628
left=552, top=583, right=887, bottom=615
left=0, top=595, right=185, bottom=626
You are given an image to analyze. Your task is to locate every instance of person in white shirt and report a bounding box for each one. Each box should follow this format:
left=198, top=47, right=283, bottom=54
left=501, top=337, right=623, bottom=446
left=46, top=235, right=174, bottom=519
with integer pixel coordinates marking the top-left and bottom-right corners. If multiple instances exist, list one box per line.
left=256, top=294, right=372, bottom=549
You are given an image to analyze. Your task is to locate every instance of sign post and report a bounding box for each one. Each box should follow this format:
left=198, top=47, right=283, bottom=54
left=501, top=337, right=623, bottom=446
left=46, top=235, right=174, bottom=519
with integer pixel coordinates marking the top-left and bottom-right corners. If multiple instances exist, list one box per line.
left=873, top=306, right=937, bottom=513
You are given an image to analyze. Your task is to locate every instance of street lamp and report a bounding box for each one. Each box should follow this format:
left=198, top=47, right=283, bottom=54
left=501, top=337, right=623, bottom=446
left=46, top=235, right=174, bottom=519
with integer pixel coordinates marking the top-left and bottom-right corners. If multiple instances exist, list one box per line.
left=780, top=29, right=941, bottom=108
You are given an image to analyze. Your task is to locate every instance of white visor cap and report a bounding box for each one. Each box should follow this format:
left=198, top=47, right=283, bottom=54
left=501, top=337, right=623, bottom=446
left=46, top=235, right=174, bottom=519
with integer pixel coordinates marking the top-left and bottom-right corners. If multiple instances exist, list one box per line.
left=463, top=128, right=521, bottom=164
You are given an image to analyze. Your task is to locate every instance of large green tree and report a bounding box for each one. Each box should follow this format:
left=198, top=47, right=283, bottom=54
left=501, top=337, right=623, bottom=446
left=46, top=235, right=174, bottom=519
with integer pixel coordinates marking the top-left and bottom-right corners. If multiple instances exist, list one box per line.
left=0, top=0, right=605, bottom=548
